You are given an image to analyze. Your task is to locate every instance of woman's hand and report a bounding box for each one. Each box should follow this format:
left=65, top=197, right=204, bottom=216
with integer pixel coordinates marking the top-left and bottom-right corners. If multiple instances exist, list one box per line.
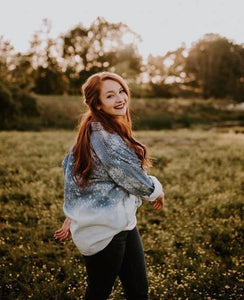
left=54, top=218, right=71, bottom=241
left=152, top=192, right=164, bottom=210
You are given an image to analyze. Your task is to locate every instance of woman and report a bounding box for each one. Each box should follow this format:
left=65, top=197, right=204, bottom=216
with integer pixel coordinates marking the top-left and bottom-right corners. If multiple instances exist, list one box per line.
left=54, top=72, right=164, bottom=300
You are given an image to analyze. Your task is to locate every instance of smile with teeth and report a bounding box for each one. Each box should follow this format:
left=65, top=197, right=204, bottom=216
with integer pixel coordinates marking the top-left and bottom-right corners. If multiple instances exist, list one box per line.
left=114, top=103, right=125, bottom=109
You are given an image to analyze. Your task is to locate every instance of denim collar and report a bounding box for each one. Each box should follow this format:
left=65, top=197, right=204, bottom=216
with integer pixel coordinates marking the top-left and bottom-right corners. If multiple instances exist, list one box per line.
left=91, top=122, right=103, bottom=131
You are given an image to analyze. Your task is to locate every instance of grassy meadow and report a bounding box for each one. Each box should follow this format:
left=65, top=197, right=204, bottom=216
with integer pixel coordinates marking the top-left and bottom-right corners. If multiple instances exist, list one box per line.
left=0, top=127, right=244, bottom=299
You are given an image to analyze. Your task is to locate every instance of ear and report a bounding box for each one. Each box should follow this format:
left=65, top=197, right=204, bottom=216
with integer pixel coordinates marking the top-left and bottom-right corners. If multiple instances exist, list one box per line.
left=97, top=105, right=102, bottom=111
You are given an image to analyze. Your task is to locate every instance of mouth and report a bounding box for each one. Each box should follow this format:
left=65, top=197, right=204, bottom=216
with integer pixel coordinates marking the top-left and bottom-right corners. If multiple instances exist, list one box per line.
left=114, top=103, right=125, bottom=109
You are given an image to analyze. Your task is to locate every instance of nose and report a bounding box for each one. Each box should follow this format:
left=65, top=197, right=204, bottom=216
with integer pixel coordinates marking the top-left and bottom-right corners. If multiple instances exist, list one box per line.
left=116, top=93, right=125, bottom=102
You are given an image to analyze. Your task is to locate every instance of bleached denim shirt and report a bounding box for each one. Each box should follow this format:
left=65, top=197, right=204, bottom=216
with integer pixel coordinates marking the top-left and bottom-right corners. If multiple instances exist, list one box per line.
left=62, top=122, right=163, bottom=256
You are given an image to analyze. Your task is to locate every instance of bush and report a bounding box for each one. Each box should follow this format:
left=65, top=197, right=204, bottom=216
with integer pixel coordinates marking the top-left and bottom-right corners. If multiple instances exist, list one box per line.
left=133, top=114, right=173, bottom=130
left=0, top=83, right=40, bottom=130
left=0, top=82, right=15, bottom=129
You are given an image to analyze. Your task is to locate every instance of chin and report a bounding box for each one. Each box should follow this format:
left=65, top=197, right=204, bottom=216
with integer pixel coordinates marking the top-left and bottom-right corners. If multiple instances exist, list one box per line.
left=115, top=108, right=127, bottom=116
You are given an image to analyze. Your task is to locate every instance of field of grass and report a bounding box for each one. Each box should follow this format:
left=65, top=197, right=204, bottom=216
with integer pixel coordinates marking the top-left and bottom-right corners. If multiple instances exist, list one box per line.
left=0, top=128, right=244, bottom=299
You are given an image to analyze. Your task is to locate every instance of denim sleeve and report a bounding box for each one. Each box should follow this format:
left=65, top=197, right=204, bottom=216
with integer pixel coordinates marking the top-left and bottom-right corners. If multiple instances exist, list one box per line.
left=62, top=146, right=74, bottom=174
left=62, top=153, right=69, bottom=174
left=91, top=130, right=162, bottom=201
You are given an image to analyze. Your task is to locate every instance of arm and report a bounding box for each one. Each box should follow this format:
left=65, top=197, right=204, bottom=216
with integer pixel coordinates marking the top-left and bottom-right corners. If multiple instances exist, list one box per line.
left=91, top=130, right=163, bottom=201
left=54, top=217, right=71, bottom=241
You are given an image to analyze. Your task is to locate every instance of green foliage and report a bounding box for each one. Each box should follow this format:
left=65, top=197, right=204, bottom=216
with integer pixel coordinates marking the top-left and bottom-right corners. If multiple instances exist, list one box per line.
left=185, top=34, right=244, bottom=100
left=0, top=129, right=243, bottom=299
left=150, top=83, right=173, bottom=98
left=0, top=82, right=39, bottom=130
left=33, top=66, right=69, bottom=95
left=36, top=95, right=86, bottom=129
left=2, top=20, right=244, bottom=98
left=1, top=94, right=243, bottom=131
left=0, top=82, right=15, bottom=128
left=131, top=97, right=244, bottom=130
left=133, top=113, right=173, bottom=130
left=33, top=96, right=244, bottom=131
left=58, top=17, right=142, bottom=94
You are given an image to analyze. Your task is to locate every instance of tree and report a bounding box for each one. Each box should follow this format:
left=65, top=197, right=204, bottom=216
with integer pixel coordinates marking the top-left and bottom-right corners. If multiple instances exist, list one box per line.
left=185, top=34, right=244, bottom=100
left=145, top=54, right=166, bottom=84
left=10, top=54, right=35, bottom=91
left=0, top=36, right=36, bottom=91
left=0, top=82, right=14, bottom=128
left=0, top=37, right=40, bottom=129
left=29, top=19, right=69, bottom=94
left=61, top=17, right=142, bottom=93
left=142, top=47, right=187, bottom=97
left=0, top=36, right=15, bottom=84
left=0, top=81, right=40, bottom=130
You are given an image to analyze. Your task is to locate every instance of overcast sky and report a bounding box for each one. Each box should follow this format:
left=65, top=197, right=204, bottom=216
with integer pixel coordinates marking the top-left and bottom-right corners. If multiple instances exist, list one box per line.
left=0, top=0, right=243, bottom=57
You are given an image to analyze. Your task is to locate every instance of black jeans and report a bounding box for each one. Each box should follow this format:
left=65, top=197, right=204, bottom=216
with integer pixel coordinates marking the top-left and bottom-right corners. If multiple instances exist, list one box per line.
left=83, top=227, right=148, bottom=300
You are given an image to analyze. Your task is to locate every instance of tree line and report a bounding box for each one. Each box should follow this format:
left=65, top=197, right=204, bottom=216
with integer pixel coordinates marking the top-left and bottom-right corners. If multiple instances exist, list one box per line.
left=0, top=17, right=243, bottom=129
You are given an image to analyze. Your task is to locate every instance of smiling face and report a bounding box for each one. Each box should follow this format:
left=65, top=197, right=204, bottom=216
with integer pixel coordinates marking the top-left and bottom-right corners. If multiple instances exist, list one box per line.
left=98, top=79, right=128, bottom=119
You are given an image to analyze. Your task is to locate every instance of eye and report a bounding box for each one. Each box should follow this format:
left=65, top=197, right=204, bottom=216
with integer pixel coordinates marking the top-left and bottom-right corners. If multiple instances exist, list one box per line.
left=107, top=94, right=114, bottom=99
left=119, top=89, right=126, bottom=94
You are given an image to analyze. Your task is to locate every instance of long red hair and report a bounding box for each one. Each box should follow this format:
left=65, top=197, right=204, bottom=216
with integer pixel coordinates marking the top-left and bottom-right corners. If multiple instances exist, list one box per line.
left=73, top=72, right=151, bottom=188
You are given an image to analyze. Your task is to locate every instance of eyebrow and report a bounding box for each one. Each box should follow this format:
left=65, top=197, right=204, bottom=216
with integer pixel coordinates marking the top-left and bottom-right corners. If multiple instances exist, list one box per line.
left=105, top=88, right=124, bottom=95
left=105, top=90, right=115, bottom=94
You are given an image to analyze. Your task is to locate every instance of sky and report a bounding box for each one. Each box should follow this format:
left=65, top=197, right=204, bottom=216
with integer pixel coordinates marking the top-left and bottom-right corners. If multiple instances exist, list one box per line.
left=0, top=0, right=243, bottom=58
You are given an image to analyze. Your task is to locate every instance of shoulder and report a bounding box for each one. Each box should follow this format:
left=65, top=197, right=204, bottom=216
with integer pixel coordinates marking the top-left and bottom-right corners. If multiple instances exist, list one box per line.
left=91, top=122, right=123, bottom=148
left=91, top=122, right=140, bottom=163
left=62, top=145, right=74, bottom=171
left=91, top=122, right=129, bottom=151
